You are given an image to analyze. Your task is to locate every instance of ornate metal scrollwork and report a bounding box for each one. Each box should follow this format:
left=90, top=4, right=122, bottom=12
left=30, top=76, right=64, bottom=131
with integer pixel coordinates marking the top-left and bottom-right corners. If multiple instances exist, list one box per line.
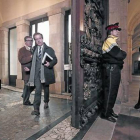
left=79, top=0, right=104, bottom=128
left=79, top=104, right=97, bottom=128
left=81, top=0, right=103, bottom=100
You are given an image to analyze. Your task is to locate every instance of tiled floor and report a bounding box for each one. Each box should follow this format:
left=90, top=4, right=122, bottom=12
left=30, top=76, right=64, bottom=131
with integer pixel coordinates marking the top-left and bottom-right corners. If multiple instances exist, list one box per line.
left=37, top=116, right=79, bottom=140
left=2, top=84, right=72, bottom=100
left=1, top=80, right=140, bottom=140
left=0, top=88, right=72, bottom=140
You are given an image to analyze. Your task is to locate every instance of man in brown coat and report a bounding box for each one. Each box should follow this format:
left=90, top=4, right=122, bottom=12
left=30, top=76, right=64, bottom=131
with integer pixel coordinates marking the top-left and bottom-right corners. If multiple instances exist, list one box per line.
left=18, top=36, right=34, bottom=105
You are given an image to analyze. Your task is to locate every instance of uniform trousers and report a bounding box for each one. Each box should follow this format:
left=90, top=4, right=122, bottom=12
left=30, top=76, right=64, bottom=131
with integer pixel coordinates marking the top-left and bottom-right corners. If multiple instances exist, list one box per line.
left=102, top=64, right=121, bottom=116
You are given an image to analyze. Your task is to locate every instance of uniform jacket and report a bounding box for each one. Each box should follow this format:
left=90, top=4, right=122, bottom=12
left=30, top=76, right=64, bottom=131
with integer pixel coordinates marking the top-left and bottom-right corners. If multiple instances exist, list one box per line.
left=18, top=46, right=32, bottom=81
left=102, top=35, right=127, bottom=68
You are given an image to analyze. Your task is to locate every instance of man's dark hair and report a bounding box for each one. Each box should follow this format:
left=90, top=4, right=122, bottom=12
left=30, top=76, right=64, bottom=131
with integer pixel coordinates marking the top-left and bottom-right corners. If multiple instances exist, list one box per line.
left=24, top=36, right=32, bottom=42
left=33, top=32, right=43, bottom=40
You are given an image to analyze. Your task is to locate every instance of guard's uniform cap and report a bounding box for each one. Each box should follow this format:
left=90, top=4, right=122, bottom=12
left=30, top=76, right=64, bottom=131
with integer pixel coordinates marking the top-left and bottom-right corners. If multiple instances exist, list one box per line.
left=105, top=23, right=121, bottom=31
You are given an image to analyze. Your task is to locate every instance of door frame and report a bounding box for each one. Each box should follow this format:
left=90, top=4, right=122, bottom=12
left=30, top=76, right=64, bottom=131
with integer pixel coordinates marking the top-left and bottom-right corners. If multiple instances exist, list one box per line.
left=29, top=17, right=48, bottom=36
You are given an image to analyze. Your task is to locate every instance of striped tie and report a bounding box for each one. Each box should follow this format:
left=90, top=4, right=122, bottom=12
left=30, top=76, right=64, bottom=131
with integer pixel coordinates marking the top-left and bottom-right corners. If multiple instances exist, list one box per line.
left=38, top=46, right=41, bottom=59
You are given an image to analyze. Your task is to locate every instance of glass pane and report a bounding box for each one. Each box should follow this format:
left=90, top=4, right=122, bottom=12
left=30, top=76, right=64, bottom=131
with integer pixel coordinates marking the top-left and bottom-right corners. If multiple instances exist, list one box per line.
left=10, top=28, right=17, bottom=75
left=38, top=21, right=49, bottom=45
left=68, top=15, right=71, bottom=43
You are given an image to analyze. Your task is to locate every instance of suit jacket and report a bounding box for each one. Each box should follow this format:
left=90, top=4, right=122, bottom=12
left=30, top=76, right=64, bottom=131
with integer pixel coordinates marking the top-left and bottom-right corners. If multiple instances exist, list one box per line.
left=18, top=46, right=32, bottom=81
left=33, top=43, right=57, bottom=85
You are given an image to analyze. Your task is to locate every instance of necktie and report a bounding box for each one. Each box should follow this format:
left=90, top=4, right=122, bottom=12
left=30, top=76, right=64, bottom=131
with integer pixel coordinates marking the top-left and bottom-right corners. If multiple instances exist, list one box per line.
left=38, top=46, right=41, bottom=59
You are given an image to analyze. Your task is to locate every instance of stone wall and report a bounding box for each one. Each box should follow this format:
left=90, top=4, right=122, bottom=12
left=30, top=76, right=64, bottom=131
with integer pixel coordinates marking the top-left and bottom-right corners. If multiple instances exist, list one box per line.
left=0, top=27, right=8, bottom=84
left=0, top=0, right=70, bottom=94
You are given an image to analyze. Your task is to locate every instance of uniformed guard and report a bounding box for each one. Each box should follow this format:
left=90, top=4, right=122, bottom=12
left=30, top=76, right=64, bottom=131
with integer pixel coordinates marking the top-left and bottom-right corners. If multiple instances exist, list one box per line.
left=100, top=23, right=127, bottom=123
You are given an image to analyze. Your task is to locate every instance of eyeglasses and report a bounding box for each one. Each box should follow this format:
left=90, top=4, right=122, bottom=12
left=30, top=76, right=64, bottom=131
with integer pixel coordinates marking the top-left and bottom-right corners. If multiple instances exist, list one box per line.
left=26, top=40, right=33, bottom=42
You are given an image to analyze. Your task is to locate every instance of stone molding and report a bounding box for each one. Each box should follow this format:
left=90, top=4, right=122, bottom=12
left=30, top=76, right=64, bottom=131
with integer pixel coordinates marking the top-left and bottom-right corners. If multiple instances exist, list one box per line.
left=2, top=0, right=70, bottom=28
left=47, top=8, right=65, bottom=17
left=0, top=27, right=8, bottom=31
left=16, top=20, right=30, bottom=26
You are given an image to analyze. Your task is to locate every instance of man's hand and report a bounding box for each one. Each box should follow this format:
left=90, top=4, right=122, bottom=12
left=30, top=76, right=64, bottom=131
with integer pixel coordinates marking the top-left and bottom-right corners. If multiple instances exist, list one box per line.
left=44, top=61, right=50, bottom=67
left=24, top=67, right=30, bottom=72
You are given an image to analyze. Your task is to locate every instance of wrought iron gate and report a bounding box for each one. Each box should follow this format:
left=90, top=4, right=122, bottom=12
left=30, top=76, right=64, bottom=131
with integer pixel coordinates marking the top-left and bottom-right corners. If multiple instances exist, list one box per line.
left=71, top=0, right=108, bottom=129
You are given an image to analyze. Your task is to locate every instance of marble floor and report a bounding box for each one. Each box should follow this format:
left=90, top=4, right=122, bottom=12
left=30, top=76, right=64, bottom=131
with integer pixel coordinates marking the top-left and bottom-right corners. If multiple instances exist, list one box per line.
left=0, top=88, right=72, bottom=140
left=1, top=80, right=140, bottom=140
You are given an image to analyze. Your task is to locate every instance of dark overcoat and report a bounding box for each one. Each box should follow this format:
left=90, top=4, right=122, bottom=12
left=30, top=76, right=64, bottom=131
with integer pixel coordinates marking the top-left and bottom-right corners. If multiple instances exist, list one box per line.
left=33, top=43, right=57, bottom=85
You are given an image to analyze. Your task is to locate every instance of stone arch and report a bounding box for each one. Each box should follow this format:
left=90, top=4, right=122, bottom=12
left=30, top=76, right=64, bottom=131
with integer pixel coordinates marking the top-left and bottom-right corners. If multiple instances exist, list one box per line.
left=127, top=1, right=140, bottom=80
left=128, top=13, right=140, bottom=35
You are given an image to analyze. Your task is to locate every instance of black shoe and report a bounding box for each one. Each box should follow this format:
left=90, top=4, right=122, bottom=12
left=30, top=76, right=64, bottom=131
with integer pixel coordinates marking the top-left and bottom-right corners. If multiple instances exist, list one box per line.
left=31, top=110, right=40, bottom=116
left=134, top=103, right=140, bottom=109
left=23, top=101, right=33, bottom=106
left=111, top=112, right=118, bottom=118
left=44, top=102, right=48, bottom=109
left=100, top=114, right=116, bottom=123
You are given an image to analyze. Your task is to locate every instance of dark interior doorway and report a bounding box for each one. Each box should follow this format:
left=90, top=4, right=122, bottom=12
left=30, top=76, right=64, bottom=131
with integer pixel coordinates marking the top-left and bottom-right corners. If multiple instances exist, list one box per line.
left=64, top=10, right=72, bottom=93
left=134, top=60, right=140, bottom=74
left=8, top=27, right=17, bottom=86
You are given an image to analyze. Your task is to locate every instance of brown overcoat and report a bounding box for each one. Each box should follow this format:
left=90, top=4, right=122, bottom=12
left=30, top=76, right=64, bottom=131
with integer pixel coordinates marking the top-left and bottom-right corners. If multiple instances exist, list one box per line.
left=18, top=46, right=32, bottom=81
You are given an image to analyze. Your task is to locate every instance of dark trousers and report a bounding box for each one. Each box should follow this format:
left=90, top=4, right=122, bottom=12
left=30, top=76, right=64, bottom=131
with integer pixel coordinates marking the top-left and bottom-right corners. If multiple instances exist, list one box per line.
left=34, top=76, right=49, bottom=111
left=96, top=89, right=104, bottom=109
left=102, top=64, right=121, bottom=116
left=23, top=80, right=35, bottom=104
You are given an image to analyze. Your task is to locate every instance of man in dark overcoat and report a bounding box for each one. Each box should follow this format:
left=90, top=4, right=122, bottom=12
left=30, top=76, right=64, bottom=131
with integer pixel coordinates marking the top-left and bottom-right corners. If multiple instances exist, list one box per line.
left=28, top=32, right=57, bottom=116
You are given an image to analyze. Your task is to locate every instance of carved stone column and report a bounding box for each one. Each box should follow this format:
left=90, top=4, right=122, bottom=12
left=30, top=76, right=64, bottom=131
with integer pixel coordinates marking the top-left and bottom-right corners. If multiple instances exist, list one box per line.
left=48, top=9, right=65, bottom=94
left=16, top=20, right=30, bottom=88
left=0, top=27, right=9, bottom=84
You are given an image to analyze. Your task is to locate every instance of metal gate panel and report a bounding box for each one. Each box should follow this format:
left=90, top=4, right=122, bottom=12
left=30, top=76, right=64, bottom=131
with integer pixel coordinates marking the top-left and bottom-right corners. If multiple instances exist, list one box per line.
left=71, top=0, right=108, bottom=129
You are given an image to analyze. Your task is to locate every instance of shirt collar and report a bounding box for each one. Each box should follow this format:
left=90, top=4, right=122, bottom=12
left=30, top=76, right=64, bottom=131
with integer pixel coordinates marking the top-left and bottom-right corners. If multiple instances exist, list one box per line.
left=39, top=44, right=44, bottom=48
left=25, top=45, right=31, bottom=51
left=38, top=44, right=44, bottom=51
left=108, top=35, right=118, bottom=41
